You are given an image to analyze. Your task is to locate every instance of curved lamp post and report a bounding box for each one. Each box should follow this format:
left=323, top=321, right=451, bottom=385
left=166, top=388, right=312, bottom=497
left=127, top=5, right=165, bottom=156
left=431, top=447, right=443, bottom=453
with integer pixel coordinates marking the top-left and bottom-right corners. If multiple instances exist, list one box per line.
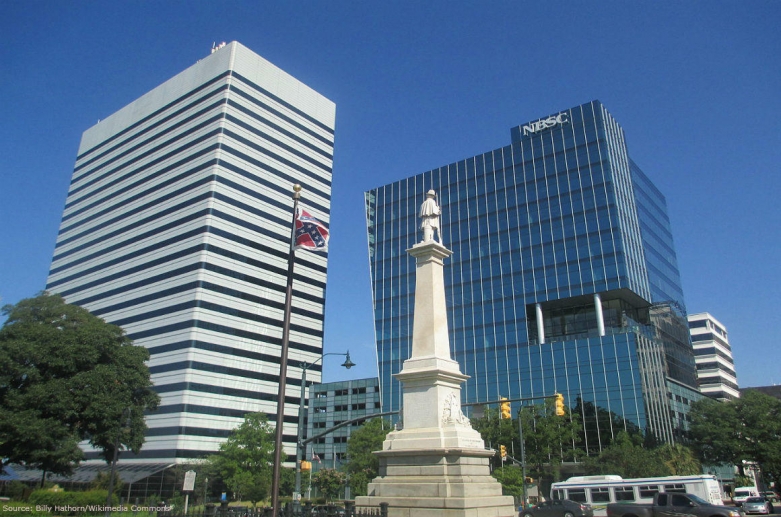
left=293, top=351, right=355, bottom=510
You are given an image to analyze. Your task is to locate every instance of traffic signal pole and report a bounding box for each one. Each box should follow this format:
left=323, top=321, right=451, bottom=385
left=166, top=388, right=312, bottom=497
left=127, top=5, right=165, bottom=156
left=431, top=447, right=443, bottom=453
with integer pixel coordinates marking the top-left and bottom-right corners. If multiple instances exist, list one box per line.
left=518, top=411, right=528, bottom=509
left=462, top=392, right=563, bottom=409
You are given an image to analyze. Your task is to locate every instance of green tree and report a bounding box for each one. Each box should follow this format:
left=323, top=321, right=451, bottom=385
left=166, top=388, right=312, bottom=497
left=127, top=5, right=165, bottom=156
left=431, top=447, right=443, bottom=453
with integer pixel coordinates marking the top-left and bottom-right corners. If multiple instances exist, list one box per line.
left=656, top=443, right=701, bottom=475
left=737, top=390, right=781, bottom=490
left=209, top=412, right=275, bottom=501
left=688, top=397, right=745, bottom=473
left=472, top=400, right=581, bottom=497
left=519, top=399, right=582, bottom=495
left=172, top=461, right=220, bottom=505
left=91, top=471, right=124, bottom=494
left=245, top=479, right=270, bottom=508
left=690, top=390, right=781, bottom=489
left=311, top=469, right=345, bottom=502
left=583, top=431, right=669, bottom=477
left=0, top=293, right=159, bottom=481
left=491, top=465, right=526, bottom=502
left=471, top=407, right=518, bottom=470
left=344, top=418, right=392, bottom=496
left=279, top=467, right=296, bottom=500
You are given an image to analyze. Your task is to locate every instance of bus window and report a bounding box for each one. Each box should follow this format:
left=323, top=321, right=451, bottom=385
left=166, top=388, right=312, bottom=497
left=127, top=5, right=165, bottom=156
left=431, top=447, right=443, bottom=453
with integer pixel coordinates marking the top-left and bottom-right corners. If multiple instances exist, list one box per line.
left=639, top=485, right=660, bottom=498
left=591, top=487, right=611, bottom=502
left=664, top=484, right=686, bottom=493
left=568, top=489, right=587, bottom=503
left=552, top=489, right=564, bottom=500
left=615, top=486, right=635, bottom=501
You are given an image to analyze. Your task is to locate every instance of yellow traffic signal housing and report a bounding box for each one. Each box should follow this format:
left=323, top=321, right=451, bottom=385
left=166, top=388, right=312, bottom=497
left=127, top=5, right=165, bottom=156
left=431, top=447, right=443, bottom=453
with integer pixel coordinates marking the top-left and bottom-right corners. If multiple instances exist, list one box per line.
left=500, top=397, right=511, bottom=419
left=300, top=460, right=312, bottom=471
left=554, top=393, right=565, bottom=416
left=499, top=445, right=507, bottom=459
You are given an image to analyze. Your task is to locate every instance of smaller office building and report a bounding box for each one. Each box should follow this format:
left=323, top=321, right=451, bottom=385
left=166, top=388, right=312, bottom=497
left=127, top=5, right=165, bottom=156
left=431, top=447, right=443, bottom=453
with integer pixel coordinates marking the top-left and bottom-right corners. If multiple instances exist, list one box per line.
left=688, top=312, right=740, bottom=400
left=739, top=385, right=781, bottom=401
left=305, top=378, right=382, bottom=469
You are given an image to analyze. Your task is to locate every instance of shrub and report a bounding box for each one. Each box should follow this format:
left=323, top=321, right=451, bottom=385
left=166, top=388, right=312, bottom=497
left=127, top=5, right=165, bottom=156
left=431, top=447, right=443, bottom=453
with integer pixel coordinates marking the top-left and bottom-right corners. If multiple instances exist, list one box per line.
left=6, top=480, right=31, bottom=501
left=28, top=489, right=117, bottom=510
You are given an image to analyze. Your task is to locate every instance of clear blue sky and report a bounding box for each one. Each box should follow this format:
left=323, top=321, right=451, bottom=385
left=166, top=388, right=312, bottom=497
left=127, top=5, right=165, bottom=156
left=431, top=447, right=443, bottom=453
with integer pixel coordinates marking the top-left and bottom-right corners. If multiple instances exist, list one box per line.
left=1, top=1, right=779, bottom=387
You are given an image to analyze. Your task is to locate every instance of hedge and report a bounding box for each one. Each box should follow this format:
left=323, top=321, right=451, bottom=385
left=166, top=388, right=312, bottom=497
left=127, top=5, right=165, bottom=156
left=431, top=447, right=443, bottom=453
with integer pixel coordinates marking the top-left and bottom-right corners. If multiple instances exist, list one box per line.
left=27, top=489, right=116, bottom=510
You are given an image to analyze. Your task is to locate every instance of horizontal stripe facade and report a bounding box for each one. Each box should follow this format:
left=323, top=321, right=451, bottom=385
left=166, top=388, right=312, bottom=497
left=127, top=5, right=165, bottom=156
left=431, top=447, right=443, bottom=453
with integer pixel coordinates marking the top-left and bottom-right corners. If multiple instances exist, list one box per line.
left=47, top=44, right=335, bottom=464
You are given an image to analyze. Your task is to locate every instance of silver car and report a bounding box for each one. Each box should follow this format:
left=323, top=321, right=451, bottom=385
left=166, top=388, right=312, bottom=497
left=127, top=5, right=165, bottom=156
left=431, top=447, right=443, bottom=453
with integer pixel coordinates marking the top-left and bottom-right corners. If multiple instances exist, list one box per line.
left=743, top=497, right=774, bottom=515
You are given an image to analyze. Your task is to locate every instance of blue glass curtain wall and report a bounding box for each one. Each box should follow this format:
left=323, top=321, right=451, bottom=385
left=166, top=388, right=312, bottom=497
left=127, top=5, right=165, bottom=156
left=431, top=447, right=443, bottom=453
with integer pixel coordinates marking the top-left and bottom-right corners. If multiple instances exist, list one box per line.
left=366, top=100, right=687, bottom=452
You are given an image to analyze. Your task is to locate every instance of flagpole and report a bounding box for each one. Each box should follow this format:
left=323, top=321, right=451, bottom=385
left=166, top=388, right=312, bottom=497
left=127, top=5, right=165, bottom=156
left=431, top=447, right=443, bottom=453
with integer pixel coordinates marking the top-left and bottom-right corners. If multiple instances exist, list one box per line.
left=271, top=184, right=302, bottom=517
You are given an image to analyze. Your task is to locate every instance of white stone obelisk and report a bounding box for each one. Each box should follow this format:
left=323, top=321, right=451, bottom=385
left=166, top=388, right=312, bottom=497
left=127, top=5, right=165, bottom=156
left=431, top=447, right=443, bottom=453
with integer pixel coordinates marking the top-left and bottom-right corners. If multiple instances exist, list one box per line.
left=356, top=190, right=515, bottom=517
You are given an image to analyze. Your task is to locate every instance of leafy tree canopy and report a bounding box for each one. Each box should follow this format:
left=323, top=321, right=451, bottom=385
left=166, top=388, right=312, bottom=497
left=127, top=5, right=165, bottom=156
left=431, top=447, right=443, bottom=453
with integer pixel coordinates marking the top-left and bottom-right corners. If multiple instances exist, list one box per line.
left=656, top=443, right=701, bottom=476
left=171, top=461, right=221, bottom=505
left=0, top=293, right=159, bottom=475
left=689, top=390, right=781, bottom=488
left=491, top=465, right=526, bottom=501
left=209, top=412, right=275, bottom=501
left=311, top=469, right=345, bottom=502
left=471, top=407, right=518, bottom=466
left=519, top=399, right=583, bottom=470
left=583, top=432, right=669, bottom=478
left=688, top=397, right=744, bottom=469
left=344, top=418, right=392, bottom=497
left=472, top=399, right=581, bottom=497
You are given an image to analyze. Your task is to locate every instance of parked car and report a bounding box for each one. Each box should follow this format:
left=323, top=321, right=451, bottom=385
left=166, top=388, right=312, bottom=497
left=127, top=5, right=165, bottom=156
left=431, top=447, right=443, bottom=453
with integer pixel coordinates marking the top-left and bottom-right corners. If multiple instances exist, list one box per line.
left=607, top=492, right=741, bottom=517
left=520, top=499, right=594, bottom=517
left=733, top=487, right=760, bottom=506
left=762, top=492, right=779, bottom=503
left=743, top=497, right=774, bottom=515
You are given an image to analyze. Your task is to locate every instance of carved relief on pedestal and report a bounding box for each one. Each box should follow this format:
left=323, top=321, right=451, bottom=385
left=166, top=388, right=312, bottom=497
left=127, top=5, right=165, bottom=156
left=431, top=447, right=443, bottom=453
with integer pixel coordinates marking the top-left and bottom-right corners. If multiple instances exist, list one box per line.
left=442, top=392, right=470, bottom=426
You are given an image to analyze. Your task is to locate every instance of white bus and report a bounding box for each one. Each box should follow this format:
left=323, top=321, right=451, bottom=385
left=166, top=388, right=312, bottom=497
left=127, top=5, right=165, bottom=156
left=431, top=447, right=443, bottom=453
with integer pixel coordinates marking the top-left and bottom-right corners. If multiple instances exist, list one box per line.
left=551, top=475, right=724, bottom=516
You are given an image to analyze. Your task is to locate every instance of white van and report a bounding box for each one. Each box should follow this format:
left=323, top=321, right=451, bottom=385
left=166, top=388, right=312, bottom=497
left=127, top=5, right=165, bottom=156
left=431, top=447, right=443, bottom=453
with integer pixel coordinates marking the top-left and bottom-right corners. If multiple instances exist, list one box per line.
left=733, top=487, right=759, bottom=506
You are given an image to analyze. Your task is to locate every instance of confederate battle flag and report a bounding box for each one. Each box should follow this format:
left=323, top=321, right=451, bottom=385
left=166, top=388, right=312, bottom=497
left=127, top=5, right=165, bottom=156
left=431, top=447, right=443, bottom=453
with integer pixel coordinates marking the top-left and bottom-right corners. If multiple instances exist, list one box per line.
left=293, top=208, right=329, bottom=252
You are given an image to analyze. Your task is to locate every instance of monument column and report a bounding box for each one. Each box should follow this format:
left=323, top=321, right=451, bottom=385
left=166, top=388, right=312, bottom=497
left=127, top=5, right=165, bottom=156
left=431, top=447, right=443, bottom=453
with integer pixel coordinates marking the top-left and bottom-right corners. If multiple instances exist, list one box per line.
left=355, top=190, right=515, bottom=517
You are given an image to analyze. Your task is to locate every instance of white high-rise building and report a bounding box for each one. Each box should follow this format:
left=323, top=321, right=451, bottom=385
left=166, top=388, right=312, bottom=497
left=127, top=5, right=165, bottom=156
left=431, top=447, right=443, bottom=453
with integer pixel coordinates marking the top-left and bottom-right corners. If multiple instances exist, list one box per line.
left=46, top=42, right=336, bottom=464
left=688, top=312, right=740, bottom=400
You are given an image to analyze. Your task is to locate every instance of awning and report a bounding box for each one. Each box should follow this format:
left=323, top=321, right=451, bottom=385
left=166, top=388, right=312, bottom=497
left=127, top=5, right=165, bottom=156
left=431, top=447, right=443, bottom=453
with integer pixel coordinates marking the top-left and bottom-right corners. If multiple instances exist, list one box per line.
left=2, top=463, right=174, bottom=485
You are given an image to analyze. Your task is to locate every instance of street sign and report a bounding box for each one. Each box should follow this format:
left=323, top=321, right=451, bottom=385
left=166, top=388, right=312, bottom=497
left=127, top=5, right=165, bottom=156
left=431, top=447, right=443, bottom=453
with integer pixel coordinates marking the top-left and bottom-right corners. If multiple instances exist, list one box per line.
left=183, top=470, right=197, bottom=492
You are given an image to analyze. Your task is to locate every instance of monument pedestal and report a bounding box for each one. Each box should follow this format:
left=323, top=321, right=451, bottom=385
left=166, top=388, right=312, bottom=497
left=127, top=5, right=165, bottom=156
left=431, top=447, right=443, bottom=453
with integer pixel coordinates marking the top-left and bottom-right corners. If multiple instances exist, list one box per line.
left=356, top=364, right=515, bottom=517
left=356, top=446, right=514, bottom=517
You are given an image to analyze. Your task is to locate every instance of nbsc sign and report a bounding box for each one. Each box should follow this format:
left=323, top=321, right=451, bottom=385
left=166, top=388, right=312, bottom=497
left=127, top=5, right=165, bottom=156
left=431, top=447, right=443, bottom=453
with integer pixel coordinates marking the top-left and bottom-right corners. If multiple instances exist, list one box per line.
left=522, top=112, right=569, bottom=136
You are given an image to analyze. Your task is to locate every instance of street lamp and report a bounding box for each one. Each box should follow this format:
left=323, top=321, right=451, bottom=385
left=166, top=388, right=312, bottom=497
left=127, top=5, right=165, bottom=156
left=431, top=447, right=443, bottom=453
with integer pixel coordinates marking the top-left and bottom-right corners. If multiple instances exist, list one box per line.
left=294, top=351, right=354, bottom=511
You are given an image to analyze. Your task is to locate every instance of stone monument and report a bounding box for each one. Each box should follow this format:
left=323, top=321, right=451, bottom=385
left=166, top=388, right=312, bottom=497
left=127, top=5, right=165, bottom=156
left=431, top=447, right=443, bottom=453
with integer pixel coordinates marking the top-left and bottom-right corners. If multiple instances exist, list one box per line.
left=355, top=191, right=515, bottom=517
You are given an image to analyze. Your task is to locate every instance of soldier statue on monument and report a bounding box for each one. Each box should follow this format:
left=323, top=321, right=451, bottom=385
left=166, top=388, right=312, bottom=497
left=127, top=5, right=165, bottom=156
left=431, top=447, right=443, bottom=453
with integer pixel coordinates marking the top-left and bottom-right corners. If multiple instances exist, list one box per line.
left=419, top=189, right=441, bottom=243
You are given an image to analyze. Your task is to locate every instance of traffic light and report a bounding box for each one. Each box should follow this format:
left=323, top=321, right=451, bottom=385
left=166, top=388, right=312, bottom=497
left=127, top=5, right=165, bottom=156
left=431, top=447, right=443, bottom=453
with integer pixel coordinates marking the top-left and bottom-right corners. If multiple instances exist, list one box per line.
left=525, top=477, right=534, bottom=484
left=500, top=397, right=511, bottom=419
left=300, top=460, right=312, bottom=471
left=499, top=445, right=507, bottom=459
left=554, top=392, right=565, bottom=416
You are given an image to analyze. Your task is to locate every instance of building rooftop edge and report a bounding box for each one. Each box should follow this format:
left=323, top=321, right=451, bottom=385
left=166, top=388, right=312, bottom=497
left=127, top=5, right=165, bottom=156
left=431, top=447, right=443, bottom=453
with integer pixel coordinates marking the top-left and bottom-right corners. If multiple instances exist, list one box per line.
left=78, top=41, right=335, bottom=153
left=365, top=99, right=606, bottom=194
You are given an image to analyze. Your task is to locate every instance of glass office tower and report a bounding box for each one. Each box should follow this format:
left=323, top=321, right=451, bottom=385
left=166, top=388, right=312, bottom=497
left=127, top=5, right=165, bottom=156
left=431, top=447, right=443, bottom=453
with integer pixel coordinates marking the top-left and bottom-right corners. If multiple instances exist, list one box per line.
left=365, top=101, right=699, bottom=452
left=46, top=42, right=335, bottom=463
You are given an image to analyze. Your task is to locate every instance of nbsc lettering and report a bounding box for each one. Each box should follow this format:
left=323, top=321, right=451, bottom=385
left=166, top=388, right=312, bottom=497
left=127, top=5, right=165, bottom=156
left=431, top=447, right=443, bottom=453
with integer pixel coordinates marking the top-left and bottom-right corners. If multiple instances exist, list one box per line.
left=522, top=113, right=569, bottom=136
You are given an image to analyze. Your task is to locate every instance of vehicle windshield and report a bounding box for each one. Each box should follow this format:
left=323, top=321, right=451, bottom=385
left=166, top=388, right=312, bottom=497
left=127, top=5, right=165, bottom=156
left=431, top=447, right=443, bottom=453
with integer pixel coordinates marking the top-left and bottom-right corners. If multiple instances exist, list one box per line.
left=746, top=497, right=765, bottom=503
left=688, top=495, right=709, bottom=505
